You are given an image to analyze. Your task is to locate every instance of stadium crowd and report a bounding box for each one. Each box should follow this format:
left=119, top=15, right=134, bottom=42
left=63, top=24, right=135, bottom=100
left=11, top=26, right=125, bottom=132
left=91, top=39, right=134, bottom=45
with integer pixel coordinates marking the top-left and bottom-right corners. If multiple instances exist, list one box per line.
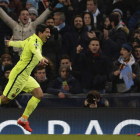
left=0, top=0, right=140, bottom=108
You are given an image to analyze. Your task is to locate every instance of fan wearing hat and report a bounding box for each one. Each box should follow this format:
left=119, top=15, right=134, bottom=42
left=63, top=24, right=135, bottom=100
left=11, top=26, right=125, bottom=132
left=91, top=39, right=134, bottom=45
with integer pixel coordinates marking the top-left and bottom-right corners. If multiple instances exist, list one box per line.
left=28, top=7, right=38, bottom=21
left=0, top=0, right=9, bottom=8
left=47, top=65, right=83, bottom=98
left=109, top=43, right=140, bottom=93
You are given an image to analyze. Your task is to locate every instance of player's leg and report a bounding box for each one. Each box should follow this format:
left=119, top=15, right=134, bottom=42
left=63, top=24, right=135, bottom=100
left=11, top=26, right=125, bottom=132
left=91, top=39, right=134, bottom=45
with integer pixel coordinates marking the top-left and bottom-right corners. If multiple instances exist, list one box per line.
left=17, top=76, right=41, bottom=132
left=22, top=87, right=43, bottom=120
left=0, top=78, right=24, bottom=106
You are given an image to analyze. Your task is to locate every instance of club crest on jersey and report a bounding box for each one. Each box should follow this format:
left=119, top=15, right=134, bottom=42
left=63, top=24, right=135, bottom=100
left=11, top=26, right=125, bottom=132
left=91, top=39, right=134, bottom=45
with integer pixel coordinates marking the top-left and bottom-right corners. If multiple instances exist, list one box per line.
left=34, top=43, right=39, bottom=47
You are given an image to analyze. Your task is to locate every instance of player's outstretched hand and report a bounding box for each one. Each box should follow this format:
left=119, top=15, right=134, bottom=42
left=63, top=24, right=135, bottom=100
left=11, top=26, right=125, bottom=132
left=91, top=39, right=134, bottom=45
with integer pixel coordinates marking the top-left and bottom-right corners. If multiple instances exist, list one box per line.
left=5, top=36, right=14, bottom=47
left=40, top=58, right=49, bottom=66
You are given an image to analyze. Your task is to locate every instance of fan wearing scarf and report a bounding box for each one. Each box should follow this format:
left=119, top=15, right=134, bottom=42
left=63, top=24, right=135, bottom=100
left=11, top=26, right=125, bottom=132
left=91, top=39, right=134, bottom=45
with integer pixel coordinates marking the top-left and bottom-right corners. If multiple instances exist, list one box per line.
left=73, top=37, right=111, bottom=94
left=109, top=42, right=140, bottom=93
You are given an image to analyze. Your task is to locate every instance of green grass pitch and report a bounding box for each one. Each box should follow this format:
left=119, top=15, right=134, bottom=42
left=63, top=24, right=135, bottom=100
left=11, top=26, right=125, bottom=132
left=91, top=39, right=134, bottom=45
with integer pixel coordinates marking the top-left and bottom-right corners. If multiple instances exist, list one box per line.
left=0, top=135, right=139, bottom=140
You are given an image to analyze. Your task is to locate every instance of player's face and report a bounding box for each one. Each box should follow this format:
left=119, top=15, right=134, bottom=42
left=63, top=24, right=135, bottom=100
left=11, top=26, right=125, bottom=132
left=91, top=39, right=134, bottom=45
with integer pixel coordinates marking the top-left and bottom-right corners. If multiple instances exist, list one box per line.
left=60, top=68, right=69, bottom=80
left=89, top=40, right=100, bottom=54
left=60, top=59, right=71, bottom=66
left=120, top=47, right=131, bottom=59
left=19, top=10, right=30, bottom=25
left=35, top=69, right=46, bottom=82
left=2, top=58, right=12, bottom=67
left=40, top=28, right=51, bottom=43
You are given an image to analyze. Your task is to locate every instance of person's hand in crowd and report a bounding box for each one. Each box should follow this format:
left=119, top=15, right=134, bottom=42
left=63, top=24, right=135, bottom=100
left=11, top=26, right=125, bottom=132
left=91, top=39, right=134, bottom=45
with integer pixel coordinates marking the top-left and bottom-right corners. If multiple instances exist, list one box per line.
left=84, top=99, right=97, bottom=108
left=5, top=36, right=14, bottom=47
left=63, top=84, right=70, bottom=91
left=49, top=0, right=66, bottom=10
left=76, top=45, right=83, bottom=54
left=113, top=70, right=120, bottom=76
left=103, top=29, right=109, bottom=40
left=132, top=73, right=136, bottom=79
left=58, top=92, right=65, bottom=98
left=87, top=31, right=96, bottom=39
left=40, top=58, right=49, bottom=66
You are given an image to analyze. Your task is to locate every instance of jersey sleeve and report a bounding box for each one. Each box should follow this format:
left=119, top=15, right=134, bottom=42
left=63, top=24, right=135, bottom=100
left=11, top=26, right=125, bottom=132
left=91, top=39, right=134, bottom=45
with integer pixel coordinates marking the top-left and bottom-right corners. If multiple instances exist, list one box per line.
left=9, top=41, right=23, bottom=48
left=29, top=42, right=43, bottom=61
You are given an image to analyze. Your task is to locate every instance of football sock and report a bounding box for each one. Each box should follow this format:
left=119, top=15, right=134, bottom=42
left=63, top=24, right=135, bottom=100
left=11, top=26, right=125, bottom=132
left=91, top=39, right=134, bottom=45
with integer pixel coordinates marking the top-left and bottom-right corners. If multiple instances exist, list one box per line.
left=22, top=96, right=40, bottom=120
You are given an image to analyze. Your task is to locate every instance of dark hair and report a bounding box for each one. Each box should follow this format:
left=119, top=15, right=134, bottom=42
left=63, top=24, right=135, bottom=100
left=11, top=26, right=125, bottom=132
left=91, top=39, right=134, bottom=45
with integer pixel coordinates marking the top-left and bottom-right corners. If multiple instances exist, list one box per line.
left=82, top=12, right=94, bottom=31
left=19, top=8, right=29, bottom=16
left=87, top=0, right=98, bottom=5
left=60, top=54, right=71, bottom=62
left=87, top=90, right=101, bottom=100
left=109, top=13, right=119, bottom=26
left=134, top=45, right=140, bottom=50
left=35, top=24, right=50, bottom=35
left=34, top=65, right=46, bottom=73
left=89, top=37, right=100, bottom=45
left=45, top=15, right=54, bottom=23
left=133, top=29, right=140, bottom=35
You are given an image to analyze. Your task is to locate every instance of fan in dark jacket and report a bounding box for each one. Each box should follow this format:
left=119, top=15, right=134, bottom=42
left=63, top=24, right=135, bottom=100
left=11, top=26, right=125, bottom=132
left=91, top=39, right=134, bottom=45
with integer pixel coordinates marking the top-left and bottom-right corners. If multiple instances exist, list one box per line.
left=47, top=65, right=83, bottom=98
left=102, top=13, right=129, bottom=63
left=73, top=37, right=111, bottom=93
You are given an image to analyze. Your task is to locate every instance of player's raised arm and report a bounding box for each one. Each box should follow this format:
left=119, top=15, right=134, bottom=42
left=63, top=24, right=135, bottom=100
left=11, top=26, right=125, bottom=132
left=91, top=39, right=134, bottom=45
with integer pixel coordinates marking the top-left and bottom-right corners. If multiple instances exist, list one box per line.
left=5, top=36, right=23, bottom=48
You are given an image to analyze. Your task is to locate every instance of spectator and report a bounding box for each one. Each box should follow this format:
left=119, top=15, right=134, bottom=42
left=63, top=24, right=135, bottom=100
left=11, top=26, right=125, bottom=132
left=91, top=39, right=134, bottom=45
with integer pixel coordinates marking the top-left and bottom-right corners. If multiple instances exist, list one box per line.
left=61, top=15, right=91, bottom=60
left=0, top=0, right=60, bottom=63
left=0, top=64, right=13, bottom=91
left=85, top=0, right=105, bottom=31
left=128, top=7, right=140, bottom=37
left=26, top=0, right=38, bottom=10
left=47, top=65, right=83, bottom=98
left=109, top=43, right=140, bottom=93
left=60, top=54, right=81, bottom=82
left=43, top=16, right=61, bottom=75
left=9, top=0, right=23, bottom=17
left=132, top=29, right=140, bottom=40
left=104, top=16, right=111, bottom=30
left=133, top=45, right=140, bottom=66
left=102, top=13, right=129, bottom=62
left=83, top=12, right=94, bottom=32
left=73, top=37, right=111, bottom=93
left=34, top=64, right=51, bottom=93
left=0, top=54, right=12, bottom=78
left=28, top=7, right=38, bottom=21
left=112, top=8, right=123, bottom=23
left=84, top=90, right=109, bottom=108
left=53, top=12, right=70, bottom=37
left=82, top=11, right=101, bottom=39
left=130, top=37, right=140, bottom=47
